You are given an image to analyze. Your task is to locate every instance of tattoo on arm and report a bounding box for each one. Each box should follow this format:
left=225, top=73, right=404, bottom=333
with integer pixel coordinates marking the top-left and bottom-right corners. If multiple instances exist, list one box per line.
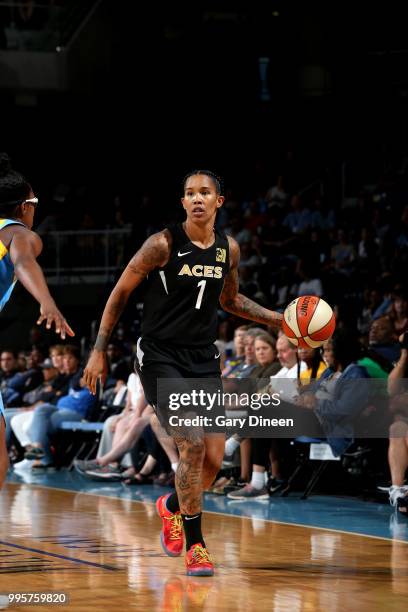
left=94, top=328, right=110, bottom=352
left=94, top=291, right=127, bottom=351
left=127, top=230, right=171, bottom=278
left=93, top=231, right=171, bottom=352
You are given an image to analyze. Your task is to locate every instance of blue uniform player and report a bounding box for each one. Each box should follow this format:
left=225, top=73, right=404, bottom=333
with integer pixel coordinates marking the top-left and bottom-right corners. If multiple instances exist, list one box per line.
left=0, top=152, right=74, bottom=488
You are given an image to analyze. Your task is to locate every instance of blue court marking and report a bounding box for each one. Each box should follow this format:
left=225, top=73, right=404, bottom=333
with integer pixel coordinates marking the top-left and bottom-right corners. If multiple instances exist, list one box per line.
left=0, top=539, right=119, bottom=571
left=6, top=470, right=408, bottom=543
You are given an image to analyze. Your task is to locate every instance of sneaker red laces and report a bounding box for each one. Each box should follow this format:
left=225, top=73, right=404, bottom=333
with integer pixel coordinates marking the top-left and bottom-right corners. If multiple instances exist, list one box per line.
left=185, top=544, right=214, bottom=577
left=156, top=494, right=183, bottom=557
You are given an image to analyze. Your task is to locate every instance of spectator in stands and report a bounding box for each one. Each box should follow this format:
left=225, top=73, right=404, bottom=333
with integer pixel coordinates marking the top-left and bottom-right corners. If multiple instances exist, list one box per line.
left=73, top=372, right=145, bottom=479
left=389, top=290, right=408, bottom=336
left=222, top=325, right=248, bottom=377
left=10, top=357, right=59, bottom=468
left=238, top=241, right=261, bottom=270
left=227, top=335, right=307, bottom=499
left=387, top=332, right=408, bottom=514
left=330, top=229, right=355, bottom=275
left=265, top=175, right=288, bottom=211
left=24, top=345, right=92, bottom=470
left=368, top=315, right=400, bottom=366
left=0, top=350, right=18, bottom=383
left=358, top=288, right=383, bottom=335
left=2, top=347, right=44, bottom=406
left=7, top=345, right=66, bottom=461
left=228, top=330, right=370, bottom=499
left=219, top=333, right=281, bottom=494
left=17, top=351, right=28, bottom=372
left=296, top=262, right=323, bottom=298
left=225, top=217, right=251, bottom=245
left=106, top=342, right=131, bottom=387
left=301, top=329, right=371, bottom=456
left=282, top=194, right=312, bottom=234
left=226, top=328, right=264, bottom=379
left=298, top=347, right=327, bottom=385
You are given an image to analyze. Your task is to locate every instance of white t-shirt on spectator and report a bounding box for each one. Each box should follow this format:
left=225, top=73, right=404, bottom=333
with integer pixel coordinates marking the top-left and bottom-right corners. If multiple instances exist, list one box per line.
left=270, top=361, right=307, bottom=401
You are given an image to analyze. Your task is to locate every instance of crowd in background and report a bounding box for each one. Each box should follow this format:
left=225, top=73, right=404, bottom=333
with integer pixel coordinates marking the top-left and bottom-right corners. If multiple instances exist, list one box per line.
left=2, top=150, right=408, bottom=512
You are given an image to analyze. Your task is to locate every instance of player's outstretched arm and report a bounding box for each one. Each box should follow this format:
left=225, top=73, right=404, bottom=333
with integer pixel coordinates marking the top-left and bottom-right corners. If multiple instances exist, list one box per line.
left=9, top=228, right=74, bottom=339
left=83, top=230, right=171, bottom=394
left=220, top=236, right=282, bottom=328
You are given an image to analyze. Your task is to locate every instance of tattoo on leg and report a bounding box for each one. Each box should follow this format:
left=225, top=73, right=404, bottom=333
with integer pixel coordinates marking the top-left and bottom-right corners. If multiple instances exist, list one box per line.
left=175, top=438, right=205, bottom=515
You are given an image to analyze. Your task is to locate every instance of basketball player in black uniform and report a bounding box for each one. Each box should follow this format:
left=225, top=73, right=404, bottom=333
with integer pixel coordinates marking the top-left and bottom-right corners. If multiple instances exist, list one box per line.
left=84, top=170, right=282, bottom=576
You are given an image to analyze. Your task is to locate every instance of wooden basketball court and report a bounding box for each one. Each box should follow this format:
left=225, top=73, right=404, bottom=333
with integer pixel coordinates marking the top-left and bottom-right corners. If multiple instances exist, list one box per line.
left=0, top=480, right=407, bottom=611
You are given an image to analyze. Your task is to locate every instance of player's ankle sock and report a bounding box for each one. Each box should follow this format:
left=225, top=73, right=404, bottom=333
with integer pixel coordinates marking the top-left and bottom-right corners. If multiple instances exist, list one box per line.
left=250, top=471, right=265, bottom=490
left=182, top=513, right=205, bottom=550
left=224, top=437, right=240, bottom=457
left=171, top=462, right=179, bottom=473
left=165, top=492, right=180, bottom=514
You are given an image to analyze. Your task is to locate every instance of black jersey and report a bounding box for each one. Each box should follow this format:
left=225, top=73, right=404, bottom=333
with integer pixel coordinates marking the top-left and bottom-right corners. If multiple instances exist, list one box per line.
left=141, top=223, right=230, bottom=348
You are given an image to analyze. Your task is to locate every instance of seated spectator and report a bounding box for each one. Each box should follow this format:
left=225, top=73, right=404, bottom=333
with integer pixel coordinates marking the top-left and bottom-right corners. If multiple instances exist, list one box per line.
left=299, top=347, right=327, bottom=385
left=368, top=315, right=400, bottom=366
left=222, top=325, right=248, bottom=377
left=225, top=217, right=252, bottom=245
left=282, top=194, right=312, bottom=234
left=310, top=197, right=336, bottom=231
left=357, top=288, right=383, bottom=335
left=330, top=229, right=355, bottom=275
left=265, top=175, right=288, bottom=211
left=73, top=372, right=146, bottom=480
left=227, top=336, right=307, bottom=499
left=10, top=357, right=59, bottom=468
left=387, top=332, right=408, bottom=514
left=220, top=333, right=280, bottom=491
left=0, top=350, right=18, bottom=384
left=269, top=334, right=307, bottom=401
left=1, top=347, right=44, bottom=406
left=226, top=328, right=264, bottom=379
left=301, top=330, right=370, bottom=456
left=17, top=351, right=28, bottom=372
left=227, top=330, right=370, bottom=499
left=269, top=267, right=298, bottom=309
left=238, top=241, right=261, bottom=269
left=296, top=262, right=323, bottom=298
left=24, top=345, right=92, bottom=470
left=106, top=342, right=132, bottom=387
left=388, top=290, right=408, bottom=336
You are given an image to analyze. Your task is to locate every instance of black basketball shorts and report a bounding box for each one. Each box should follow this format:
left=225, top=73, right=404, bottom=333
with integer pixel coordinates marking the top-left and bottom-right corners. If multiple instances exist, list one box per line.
left=135, top=337, right=224, bottom=436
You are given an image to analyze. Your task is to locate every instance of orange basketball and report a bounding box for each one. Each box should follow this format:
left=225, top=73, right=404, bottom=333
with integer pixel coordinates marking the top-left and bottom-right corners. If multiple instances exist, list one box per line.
left=282, top=295, right=336, bottom=348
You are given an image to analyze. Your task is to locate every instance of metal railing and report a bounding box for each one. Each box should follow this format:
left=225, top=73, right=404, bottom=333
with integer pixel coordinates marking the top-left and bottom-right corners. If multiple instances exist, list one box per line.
left=41, top=227, right=133, bottom=282
left=0, top=0, right=99, bottom=51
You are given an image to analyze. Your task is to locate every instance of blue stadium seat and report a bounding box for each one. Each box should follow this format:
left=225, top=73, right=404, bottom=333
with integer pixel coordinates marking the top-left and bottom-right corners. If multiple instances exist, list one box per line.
left=55, top=421, right=105, bottom=469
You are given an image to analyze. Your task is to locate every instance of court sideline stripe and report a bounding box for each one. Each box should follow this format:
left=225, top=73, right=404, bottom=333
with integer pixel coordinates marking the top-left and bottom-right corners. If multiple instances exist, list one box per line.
left=6, top=481, right=408, bottom=546
left=0, top=539, right=119, bottom=570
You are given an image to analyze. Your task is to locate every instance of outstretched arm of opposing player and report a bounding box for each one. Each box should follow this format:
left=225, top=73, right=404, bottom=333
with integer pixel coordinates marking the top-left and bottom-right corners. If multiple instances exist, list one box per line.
left=219, top=236, right=282, bottom=328
left=9, top=228, right=74, bottom=339
left=84, top=230, right=171, bottom=394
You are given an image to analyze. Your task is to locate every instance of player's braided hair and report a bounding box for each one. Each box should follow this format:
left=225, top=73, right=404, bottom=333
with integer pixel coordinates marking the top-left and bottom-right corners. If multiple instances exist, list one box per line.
left=0, top=152, right=31, bottom=216
left=183, top=169, right=223, bottom=195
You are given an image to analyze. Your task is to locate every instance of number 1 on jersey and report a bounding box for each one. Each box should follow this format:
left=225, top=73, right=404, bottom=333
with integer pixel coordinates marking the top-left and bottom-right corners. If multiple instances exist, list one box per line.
left=195, top=280, right=207, bottom=309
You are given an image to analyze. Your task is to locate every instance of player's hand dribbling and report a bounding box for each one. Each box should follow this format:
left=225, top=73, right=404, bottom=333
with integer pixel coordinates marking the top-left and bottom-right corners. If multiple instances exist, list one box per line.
left=37, top=300, right=75, bottom=340
left=83, top=350, right=108, bottom=396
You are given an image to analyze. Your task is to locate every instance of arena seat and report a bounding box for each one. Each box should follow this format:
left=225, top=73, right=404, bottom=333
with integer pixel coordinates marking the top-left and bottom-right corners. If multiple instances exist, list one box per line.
left=55, top=420, right=105, bottom=469
left=281, top=436, right=341, bottom=499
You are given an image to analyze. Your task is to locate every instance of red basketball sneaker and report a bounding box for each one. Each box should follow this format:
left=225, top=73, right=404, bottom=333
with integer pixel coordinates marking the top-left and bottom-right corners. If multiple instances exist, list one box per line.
left=156, top=494, right=183, bottom=557
left=185, top=543, right=214, bottom=577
